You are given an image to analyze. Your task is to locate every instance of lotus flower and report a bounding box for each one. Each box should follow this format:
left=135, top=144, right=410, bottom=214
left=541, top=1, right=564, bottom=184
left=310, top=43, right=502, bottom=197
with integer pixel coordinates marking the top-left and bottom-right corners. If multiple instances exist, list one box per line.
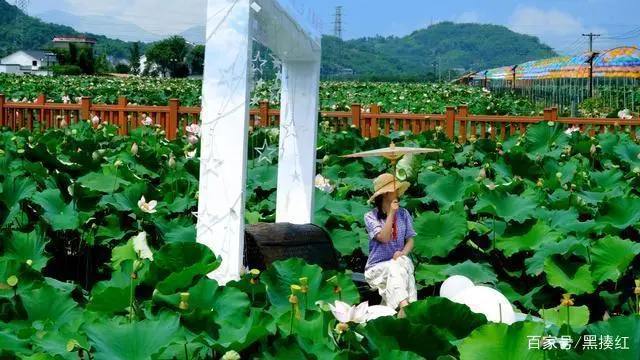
left=137, top=196, right=157, bottom=214
left=221, top=350, right=240, bottom=360
left=618, top=109, right=633, bottom=120
left=185, top=149, right=197, bottom=159
left=185, top=124, right=201, bottom=135
left=187, top=135, right=199, bottom=144
left=91, top=115, right=100, bottom=125
left=142, top=116, right=153, bottom=126
left=314, top=174, right=335, bottom=193
left=564, top=126, right=580, bottom=135
left=62, top=95, right=70, bottom=104
left=60, top=119, right=68, bottom=128
left=131, top=143, right=139, bottom=155
left=328, top=300, right=396, bottom=324
left=132, top=231, right=153, bottom=260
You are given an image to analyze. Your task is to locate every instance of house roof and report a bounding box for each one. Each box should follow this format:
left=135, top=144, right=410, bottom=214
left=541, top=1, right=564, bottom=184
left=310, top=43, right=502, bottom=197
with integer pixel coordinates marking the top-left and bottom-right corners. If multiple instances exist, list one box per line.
left=21, top=51, right=52, bottom=60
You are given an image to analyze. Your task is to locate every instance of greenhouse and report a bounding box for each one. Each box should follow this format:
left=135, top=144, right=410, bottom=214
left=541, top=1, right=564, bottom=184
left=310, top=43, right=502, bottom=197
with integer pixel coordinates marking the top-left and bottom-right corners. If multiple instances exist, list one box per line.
left=472, top=46, right=640, bottom=114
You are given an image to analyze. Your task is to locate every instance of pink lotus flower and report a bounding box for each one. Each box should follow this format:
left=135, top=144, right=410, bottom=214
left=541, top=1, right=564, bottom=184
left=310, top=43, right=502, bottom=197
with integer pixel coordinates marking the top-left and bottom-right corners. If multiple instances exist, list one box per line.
left=91, top=115, right=100, bottom=125
left=314, top=174, right=335, bottom=193
left=564, top=126, right=580, bottom=136
left=142, top=116, right=153, bottom=126
left=187, top=135, right=199, bottom=144
left=60, top=119, right=68, bottom=128
left=185, top=124, right=201, bottom=135
left=185, top=149, right=197, bottom=159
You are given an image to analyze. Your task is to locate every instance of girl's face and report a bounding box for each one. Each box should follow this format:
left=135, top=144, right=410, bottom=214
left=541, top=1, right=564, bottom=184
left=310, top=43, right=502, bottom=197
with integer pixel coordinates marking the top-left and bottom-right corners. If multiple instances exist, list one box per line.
left=383, top=191, right=398, bottom=202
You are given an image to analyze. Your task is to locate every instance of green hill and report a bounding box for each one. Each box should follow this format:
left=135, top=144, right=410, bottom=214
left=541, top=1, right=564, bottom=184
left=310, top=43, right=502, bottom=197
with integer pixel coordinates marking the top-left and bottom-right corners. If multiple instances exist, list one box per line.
left=0, top=0, right=135, bottom=59
left=322, top=22, right=558, bottom=81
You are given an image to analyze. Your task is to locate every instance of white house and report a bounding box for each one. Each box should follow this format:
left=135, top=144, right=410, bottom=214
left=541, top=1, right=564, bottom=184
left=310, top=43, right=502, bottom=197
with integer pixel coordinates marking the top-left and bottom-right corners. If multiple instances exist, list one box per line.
left=0, top=50, right=56, bottom=75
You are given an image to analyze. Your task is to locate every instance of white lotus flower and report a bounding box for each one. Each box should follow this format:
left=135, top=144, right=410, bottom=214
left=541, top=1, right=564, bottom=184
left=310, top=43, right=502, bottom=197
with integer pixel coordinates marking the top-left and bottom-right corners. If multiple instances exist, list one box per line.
left=482, top=87, right=491, bottom=94
left=314, top=174, right=335, bottom=193
left=185, top=124, right=201, bottom=135
left=618, top=109, right=633, bottom=120
left=328, top=300, right=396, bottom=324
left=91, top=115, right=100, bottom=125
left=185, top=149, right=197, bottom=159
left=137, top=196, right=157, bottom=214
left=62, top=95, right=70, bottom=104
left=132, top=231, right=153, bottom=260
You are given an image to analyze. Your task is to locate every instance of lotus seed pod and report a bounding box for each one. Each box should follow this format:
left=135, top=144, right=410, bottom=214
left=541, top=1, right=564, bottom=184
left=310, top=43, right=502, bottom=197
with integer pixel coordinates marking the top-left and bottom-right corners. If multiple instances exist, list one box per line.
left=26, top=259, right=33, bottom=266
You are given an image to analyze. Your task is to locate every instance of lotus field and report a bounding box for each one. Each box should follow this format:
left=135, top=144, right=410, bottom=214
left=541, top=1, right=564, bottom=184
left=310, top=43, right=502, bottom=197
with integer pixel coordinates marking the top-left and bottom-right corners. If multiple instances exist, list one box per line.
left=1, top=105, right=639, bottom=359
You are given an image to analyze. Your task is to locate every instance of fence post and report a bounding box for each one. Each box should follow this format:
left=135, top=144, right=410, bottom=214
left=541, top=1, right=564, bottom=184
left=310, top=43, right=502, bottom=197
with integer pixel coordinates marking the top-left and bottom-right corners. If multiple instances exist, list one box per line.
left=118, top=96, right=127, bottom=136
left=370, top=104, right=380, bottom=138
left=458, top=105, right=468, bottom=144
left=543, top=108, right=552, bottom=122
left=36, top=94, right=46, bottom=131
left=551, top=107, right=558, bottom=121
left=259, top=101, right=269, bottom=127
left=0, top=94, right=4, bottom=129
left=168, top=98, right=179, bottom=140
left=351, top=103, right=361, bottom=129
left=445, top=106, right=456, bottom=140
left=81, top=96, right=92, bottom=121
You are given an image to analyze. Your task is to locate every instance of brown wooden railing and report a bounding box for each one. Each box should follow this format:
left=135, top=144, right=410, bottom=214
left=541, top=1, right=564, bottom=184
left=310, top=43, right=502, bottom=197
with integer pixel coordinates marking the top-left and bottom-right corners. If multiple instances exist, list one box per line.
left=1, top=94, right=638, bottom=141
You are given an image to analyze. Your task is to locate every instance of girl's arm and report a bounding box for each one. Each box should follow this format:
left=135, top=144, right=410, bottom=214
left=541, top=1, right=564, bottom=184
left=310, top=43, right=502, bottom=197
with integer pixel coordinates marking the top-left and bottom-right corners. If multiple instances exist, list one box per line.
left=402, top=237, right=414, bottom=255
left=375, top=211, right=396, bottom=244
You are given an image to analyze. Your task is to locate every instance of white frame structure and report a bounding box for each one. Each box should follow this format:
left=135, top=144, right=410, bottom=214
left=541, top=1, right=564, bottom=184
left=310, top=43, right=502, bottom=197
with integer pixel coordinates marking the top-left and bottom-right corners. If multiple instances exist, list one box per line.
left=197, top=0, right=322, bottom=285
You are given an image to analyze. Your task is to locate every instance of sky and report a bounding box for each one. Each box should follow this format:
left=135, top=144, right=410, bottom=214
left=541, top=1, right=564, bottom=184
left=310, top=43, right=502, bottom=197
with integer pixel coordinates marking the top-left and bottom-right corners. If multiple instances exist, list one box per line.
left=28, top=0, right=640, bottom=55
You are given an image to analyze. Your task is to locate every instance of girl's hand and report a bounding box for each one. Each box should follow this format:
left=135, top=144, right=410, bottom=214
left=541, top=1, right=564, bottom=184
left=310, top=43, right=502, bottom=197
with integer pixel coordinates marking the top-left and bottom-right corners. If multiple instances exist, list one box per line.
left=393, top=251, right=403, bottom=260
left=390, top=199, right=399, bottom=214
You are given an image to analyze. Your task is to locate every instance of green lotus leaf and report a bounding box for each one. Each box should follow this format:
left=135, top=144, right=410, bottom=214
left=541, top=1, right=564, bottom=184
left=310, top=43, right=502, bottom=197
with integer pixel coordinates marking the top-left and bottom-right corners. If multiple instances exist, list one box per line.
left=525, top=122, right=568, bottom=159
left=497, top=221, right=561, bottom=257
left=362, top=317, right=455, bottom=359
left=473, top=191, right=538, bottom=223
left=214, top=307, right=277, bottom=352
left=590, top=236, right=640, bottom=285
left=98, top=182, right=147, bottom=212
left=415, top=263, right=448, bottom=288
left=613, top=141, right=640, bottom=167
left=540, top=305, right=589, bottom=327
left=83, top=313, right=180, bottom=360
left=148, top=242, right=220, bottom=294
left=584, top=315, right=640, bottom=360
left=331, top=228, right=361, bottom=256
left=0, top=175, right=37, bottom=228
left=20, top=284, right=82, bottom=331
left=525, top=237, right=589, bottom=276
left=404, top=297, right=488, bottom=340
left=77, top=170, right=131, bottom=193
left=3, top=230, right=50, bottom=271
left=154, top=216, right=196, bottom=243
left=31, top=189, right=79, bottom=231
left=442, top=260, right=498, bottom=285
left=413, top=208, right=467, bottom=259
left=543, top=256, right=595, bottom=295
left=247, top=165, right=277, bottom=191
left=595, top=197, right=640, bottom=232
left=422, top=172, right=470, bottom=210
left=261, top=258, right=359, bottom=315
left=457, top=321, right=546, bottom=360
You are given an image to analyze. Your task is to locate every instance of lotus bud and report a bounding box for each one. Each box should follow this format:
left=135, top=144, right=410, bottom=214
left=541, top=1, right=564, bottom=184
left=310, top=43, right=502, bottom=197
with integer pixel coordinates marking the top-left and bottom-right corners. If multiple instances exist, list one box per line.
left=66, top=339, right=80, bottom=352
left=634, top=280, right=640, bottom=295
left=477, top=168, right=486, bottom=180
left=91, top=115, right=100, bottom=125
left=91, top=151, right=100, bottom=161
left=560, top=293, right=574, bottom=307
left=221, top=350, right=241, bottom=360
left=26, top=259, right=33, bottom=266
left=114, top=160, right=123, bottom=168
left=71, top=129, right=78, bottom=136
left=633, top=167, right=640, bottom=175
left=536, top=178, right=544, bottom=187
left=179, top=292, right=189, bottom=310
left=28, top=136, right=33, bottom=142
left=590, top=144, right=596, bottom=155
left=98, top=149, right=106, bottom=156
left=7, top=275, right=18, bottom=287
left=556, top=172, right=562, bottom=179
left=131, top=143, right=138, bottom=155
left=168, top=155, right=176, bottom=168
left=60, top=119, right=68, bottom=128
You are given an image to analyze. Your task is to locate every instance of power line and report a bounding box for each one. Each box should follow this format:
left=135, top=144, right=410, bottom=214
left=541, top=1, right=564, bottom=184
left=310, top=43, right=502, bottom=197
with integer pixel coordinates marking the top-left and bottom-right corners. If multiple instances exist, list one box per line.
left=582, top=32, right=601, bottom=52
left=333, top=6, right=343, bottom=39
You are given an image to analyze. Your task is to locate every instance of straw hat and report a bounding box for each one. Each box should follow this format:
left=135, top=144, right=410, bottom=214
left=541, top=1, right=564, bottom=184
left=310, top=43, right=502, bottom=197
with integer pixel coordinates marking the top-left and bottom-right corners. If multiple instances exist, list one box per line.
left=367, top=173, right=410, bottom=204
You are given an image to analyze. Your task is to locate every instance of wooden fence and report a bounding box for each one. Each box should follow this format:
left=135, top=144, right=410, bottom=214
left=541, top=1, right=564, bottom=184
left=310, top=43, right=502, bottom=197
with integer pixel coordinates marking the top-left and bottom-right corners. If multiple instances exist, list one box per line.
left=1, top=94, right=638, bottom=142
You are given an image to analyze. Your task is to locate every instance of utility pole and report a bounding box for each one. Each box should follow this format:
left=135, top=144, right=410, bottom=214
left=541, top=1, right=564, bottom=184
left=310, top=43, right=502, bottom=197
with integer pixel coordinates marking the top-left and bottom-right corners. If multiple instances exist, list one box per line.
left=14, top=0, right=29, bottom=49
left=333, top=6, right=343, bottom=40
left=582, top=33, right=601, bottom=52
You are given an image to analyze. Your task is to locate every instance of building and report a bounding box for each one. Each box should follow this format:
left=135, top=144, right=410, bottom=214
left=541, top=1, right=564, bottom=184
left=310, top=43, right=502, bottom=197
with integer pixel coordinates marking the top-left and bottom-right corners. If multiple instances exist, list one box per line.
left=0, top=50, right=56, bottom=75
left=52, top=36, right=97, bottom=51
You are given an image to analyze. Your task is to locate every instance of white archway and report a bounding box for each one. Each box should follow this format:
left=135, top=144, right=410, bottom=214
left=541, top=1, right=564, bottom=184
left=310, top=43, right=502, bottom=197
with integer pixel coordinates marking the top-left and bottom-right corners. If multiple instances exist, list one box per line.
left=197, top=0, right=322, bottom=284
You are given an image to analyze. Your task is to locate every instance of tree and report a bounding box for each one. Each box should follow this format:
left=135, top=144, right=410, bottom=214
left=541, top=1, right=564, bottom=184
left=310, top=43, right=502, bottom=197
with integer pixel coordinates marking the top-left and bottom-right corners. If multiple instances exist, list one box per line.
left=130, top=41, right=141, bottom=75
left=115, top=63, right=130, bottom=74
left=187, top=45, right=205, bottom=75
left=145, top=36, right=190, bottom=78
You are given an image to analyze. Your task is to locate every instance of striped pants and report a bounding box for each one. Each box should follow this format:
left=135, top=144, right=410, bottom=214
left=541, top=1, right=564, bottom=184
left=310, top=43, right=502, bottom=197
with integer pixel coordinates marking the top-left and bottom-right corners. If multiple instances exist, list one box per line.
left=364, top=256, right=417, bottom=310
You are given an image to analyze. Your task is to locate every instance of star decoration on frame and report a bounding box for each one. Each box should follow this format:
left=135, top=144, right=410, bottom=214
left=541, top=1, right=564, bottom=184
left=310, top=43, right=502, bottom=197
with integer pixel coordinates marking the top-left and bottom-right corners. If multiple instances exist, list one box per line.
left=254, top=138, right=277, bottom=164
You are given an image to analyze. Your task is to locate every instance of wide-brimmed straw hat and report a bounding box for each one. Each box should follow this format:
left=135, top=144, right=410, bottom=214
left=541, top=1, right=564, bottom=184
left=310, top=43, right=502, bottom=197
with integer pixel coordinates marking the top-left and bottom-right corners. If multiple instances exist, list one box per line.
left=367, top=173, right=410, bottom=204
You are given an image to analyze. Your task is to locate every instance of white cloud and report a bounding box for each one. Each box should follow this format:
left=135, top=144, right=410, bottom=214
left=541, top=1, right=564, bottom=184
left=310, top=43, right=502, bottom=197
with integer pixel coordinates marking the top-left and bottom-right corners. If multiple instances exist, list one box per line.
left=508, top=6, right=606, bottom=54
left=455, top=11, right=480, bottom=24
